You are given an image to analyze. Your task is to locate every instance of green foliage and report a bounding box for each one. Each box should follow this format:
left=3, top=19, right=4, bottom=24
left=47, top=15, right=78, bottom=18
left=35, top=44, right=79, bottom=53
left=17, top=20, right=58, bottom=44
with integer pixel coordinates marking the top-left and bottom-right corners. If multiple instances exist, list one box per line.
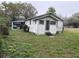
left=1, top=2, right=37, bottom=20
left=0, top=16, right=10, bottom=36
left=0, top=16, right=10, bottom=57
left=0, top=36, right=9, bottom=57
left=0, top=25, right=9, bottom=36
left=47, top=7, right=56, bottom=14
left=64, top=12, right=79, bottom=26
left=23, top=25, right=29, bottom=32
left=0, top=16, right=10, bottom=25
left=1, top=28, right=79, bottom=57
left=0, top=37, right=2, bottom=52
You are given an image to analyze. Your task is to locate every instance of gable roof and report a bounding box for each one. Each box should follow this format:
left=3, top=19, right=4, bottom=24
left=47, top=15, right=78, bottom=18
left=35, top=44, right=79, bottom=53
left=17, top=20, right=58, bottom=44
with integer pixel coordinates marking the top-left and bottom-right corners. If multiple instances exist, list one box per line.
left=26, top=13, right=63, bottom=21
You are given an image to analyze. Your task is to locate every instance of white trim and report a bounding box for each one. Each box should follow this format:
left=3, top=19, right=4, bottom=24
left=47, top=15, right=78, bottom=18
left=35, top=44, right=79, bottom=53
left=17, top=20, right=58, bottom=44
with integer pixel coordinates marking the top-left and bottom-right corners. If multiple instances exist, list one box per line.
left=11, top=22, right=13, bottom=30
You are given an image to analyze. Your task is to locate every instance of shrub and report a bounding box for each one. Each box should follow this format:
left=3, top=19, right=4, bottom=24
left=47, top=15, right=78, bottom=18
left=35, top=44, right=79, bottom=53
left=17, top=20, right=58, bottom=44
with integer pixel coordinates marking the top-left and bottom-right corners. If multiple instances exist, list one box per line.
left=2, top=26, right=9, bottom=35
left=0, top=36, right=6, bottom=58
left=23, top=25, right=29, bottom=32
left=0, top=16, right=10, bottom=36
left=0, top=16, right=10, bottom=57
left=0, top=38, right=2, bottom=57
left=0, top=25, right=9, bottom=36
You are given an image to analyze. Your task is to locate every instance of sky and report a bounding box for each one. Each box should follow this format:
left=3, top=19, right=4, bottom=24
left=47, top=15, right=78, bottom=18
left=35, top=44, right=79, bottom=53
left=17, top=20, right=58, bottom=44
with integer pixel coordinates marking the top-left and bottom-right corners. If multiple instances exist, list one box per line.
left=0, top=0, right=79, bottom=17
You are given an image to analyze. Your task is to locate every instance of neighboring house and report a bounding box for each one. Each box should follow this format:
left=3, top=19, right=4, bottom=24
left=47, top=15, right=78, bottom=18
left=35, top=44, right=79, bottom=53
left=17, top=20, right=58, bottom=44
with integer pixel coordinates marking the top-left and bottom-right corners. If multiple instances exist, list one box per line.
left=25, top=13, right=64, bottom=35
left=11, top=18, right=25, bottom=30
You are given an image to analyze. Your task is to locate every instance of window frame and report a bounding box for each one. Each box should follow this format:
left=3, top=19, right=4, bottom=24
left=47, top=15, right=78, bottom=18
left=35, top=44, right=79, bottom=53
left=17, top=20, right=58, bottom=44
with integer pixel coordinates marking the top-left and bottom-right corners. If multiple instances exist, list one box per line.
left=39, top=20, right=44, bottom=24
left=50, top=21, right=56, bottom=25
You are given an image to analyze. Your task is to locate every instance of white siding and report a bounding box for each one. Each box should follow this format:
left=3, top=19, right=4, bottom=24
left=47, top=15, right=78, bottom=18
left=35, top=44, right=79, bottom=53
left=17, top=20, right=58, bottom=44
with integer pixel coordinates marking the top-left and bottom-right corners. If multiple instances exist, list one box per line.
left=29, top=20, right=38, bottom=34
left=37, top=17, right=57, bottom=35
left=37, top=20, right=45, bottom=35
left=50, top=24, right=57, bottom=34
left=25, top=20, right=30, bottom=27
left=25, top=17, right=63, bottom=35
left=57, top=20, right=63, bottom=32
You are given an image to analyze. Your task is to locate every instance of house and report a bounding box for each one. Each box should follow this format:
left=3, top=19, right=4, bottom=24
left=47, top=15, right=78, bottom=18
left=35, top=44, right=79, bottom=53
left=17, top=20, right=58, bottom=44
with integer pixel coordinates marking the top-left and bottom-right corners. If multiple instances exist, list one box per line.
left=25, top=13, right=64, bottom=35
left=11, top=18, right=25, bottom=30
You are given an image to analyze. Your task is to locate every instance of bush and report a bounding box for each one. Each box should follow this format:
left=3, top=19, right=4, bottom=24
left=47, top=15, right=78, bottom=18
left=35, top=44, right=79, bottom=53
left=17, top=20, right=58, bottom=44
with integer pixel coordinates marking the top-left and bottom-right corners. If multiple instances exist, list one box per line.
left=0, top=25, right=9, bottom=57
left=0, top=16, right=10, bottom=57
left=0, top=25, right=9, bottom=35
left=2, top=26, right=9, bottom=35
left=0, top=36, right=6, bottom=58
left=23, top=25, right=29, bottom=32
left=0, top=37, right=2, bottom=57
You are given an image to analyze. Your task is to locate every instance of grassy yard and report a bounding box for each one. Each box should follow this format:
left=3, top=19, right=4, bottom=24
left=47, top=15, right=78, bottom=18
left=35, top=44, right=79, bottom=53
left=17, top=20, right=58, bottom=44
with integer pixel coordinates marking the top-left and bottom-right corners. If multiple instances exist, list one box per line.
left=2, top=28, right=79, bottom=58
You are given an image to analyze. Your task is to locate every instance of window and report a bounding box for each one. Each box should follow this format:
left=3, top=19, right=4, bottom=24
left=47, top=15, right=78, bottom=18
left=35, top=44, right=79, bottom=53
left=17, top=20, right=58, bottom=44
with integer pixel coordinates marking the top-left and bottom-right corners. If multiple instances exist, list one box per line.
left=50, top=21, right=56, bottom=25
left=33, top=20, right=36, bottom=24
left=39, top=20, right=44, bottom=24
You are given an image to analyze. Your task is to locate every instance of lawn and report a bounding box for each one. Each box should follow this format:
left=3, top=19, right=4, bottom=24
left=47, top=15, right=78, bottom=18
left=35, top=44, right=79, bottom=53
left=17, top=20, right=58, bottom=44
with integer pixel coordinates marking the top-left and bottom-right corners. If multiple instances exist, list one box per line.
left=2, top=28, right=79, bottom=58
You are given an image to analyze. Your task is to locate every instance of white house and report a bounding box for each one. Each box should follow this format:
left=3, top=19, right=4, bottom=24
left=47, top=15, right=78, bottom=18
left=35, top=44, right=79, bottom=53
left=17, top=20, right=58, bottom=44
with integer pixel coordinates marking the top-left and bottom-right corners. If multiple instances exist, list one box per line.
left=25, top=13, right=64, bottom=35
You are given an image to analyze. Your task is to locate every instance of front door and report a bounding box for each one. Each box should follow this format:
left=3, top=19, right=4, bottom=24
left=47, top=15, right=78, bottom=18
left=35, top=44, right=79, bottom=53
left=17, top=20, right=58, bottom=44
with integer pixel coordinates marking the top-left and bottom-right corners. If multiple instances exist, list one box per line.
left=46, top=20, right=50, bottom=30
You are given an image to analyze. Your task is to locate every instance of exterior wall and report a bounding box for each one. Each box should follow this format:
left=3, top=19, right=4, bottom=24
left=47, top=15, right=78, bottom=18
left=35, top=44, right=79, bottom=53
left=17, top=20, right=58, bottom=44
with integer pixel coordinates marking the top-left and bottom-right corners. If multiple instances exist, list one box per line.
left=37, top=20, right=45, bottom=35
left=25, top=21, right=30, bottom=27
left=57, top=20, right=63, bottom=32
left=50, top=23, right=57, bottom=34
left=25, top=17, right=63, bottom=35
left=37, top=17, right=57, bottom=35
left=25, top=20, right=38, bottom=34
left=29, top=20, right=38, bottom=34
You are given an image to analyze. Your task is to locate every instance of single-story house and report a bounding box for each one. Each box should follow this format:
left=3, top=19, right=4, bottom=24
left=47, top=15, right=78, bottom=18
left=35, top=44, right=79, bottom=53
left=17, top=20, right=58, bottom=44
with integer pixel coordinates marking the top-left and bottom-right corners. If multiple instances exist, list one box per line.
left=25, top=13, right=64, bottom=35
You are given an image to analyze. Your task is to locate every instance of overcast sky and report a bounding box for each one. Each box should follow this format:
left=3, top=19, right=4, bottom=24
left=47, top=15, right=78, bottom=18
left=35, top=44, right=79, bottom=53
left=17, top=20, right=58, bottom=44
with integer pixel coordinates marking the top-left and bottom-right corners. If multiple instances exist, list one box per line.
left=0, top=0, right=79, bottom=17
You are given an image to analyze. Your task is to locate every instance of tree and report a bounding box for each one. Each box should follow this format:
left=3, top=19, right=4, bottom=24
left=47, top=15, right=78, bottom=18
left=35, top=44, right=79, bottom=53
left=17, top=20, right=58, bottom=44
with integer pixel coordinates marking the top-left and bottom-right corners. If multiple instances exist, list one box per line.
left=22, top=3, right=37, bottom=19
left=72, top=12, right=79, bottom=18
left=68, top=13, right=79, bottom=23
left=0, top=2, right=37, bottom=20
left=0, top=16, right=10, bottom=35
left=64, top=12, right=79, bottom=28
left=47, top=7, right=56, bottom=14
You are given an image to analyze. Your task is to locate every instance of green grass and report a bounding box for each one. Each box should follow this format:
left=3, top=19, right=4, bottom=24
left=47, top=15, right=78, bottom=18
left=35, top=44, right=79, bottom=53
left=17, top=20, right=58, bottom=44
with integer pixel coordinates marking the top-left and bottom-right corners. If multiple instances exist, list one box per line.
left=2, top=28, right=79, bottom=58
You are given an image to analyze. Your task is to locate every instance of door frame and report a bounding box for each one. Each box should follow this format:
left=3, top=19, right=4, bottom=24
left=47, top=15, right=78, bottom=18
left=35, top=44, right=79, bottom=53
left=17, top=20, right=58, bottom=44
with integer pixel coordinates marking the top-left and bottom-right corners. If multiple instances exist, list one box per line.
left=45, top=20, right=50, bottom=31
